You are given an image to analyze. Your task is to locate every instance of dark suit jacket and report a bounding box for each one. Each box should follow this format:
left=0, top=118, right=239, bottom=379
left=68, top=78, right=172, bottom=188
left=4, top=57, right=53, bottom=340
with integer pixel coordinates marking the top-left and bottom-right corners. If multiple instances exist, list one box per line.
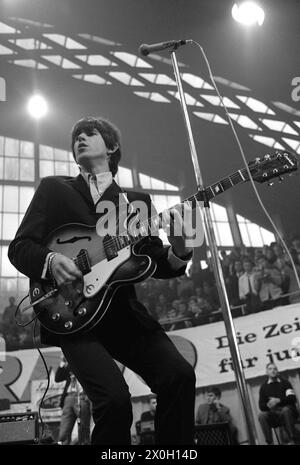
left=196, top=403, right=232, bottom=424
left=8, top=175, right=187, bottom=346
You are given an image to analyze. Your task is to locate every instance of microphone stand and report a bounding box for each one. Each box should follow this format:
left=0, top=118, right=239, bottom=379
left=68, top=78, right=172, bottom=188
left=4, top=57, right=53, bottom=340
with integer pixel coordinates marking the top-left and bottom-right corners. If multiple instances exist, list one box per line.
left=70, top=374, right=82, bottom=445
left=75, top=379, right=82, bottom=445
left=169, top=48, right=259, bottom=445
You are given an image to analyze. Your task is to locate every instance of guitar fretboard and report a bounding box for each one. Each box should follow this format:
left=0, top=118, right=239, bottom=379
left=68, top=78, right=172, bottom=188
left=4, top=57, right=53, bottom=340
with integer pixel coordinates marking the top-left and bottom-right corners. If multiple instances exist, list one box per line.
left=111, top=166, right=251, bottom=251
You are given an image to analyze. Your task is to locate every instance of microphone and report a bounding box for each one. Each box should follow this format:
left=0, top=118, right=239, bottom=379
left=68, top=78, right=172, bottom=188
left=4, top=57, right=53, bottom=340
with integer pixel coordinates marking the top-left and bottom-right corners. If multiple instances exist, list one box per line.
left=139, top=39, right=192, bottom=56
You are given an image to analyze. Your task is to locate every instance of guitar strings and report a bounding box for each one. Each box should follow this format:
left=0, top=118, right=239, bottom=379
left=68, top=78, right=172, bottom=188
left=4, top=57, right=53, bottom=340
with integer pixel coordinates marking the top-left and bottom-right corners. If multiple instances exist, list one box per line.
left=88, top=167, right=254, bottom=261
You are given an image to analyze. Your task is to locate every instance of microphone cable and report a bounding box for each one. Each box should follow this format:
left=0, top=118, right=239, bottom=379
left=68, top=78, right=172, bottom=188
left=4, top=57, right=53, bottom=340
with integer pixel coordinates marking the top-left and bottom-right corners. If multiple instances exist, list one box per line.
left=14, top=295, right=51, bottom=441
left=33, top=318, right=51, bottom=442
left=190, top=39, right=300, bottom=290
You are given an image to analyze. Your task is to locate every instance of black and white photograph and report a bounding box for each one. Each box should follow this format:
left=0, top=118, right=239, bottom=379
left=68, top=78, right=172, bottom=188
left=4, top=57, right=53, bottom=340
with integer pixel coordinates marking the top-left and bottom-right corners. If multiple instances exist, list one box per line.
left=0, top=0, right=299, bottom=454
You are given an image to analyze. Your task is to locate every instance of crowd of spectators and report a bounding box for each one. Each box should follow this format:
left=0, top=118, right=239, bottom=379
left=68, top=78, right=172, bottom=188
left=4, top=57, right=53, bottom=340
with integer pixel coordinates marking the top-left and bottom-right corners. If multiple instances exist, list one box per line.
left=1, top=235, right=300, bottom=350
left=135, top=235, right=300, bottom=331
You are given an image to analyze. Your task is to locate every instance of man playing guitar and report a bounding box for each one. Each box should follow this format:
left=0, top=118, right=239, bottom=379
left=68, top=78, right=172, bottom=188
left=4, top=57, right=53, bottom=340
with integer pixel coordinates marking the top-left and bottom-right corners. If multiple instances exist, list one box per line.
left=8, top=116, right=196, bottom=445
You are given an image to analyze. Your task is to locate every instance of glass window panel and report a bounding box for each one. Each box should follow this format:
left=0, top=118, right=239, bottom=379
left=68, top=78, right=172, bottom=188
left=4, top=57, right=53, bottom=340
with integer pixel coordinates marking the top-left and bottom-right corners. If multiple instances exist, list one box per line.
left=212, top=222, right=221, bottom=246
left=20, top=140, right=34, bottom=158
left=211, top=203, right=228, bottom=221
left=69, top=162, right=79, bottom=177
left=0, top=214, right=2, bottom=239
left=55, top=161, right=69, bottom=175
left=0, top=136, right=4, bottom=155
left=151, top=178, right=165, bottom=190
left=165, top=195, right=181, bottom=208
left=3, top=186, right=18, bottom=212
left=39, top=145, right=54, bottom=160
left=151, top=195, right=168, bottom=213
left=0, top=185, right=2, bottom=210
left=117, top=167, right=133, bottom=188
left=2, top=213, right=18, bottom=240
left=4, top=157, right=19, bottom=180
left=139, top=173, right=151, bottom=189
left=1, top=246, right=17, bottom=276
left=216, top=223, right=234, bottom=246
left=20, top=159, right=34, bottom=181
left=19, top=187, right=34, bottom=213
left=260, top=228, right=275, bottom=245
left=247, top=223, right=263, bottom=247
left=5, top=138, right=19, bottom=157
left=239, top=222, right=251, bottom=247
left=40, top=160, right=54, bottom=177
left=1, top=277, right=18, bottom=293
left=0, top=157, right=3, bottom=179
left=54, top=148, right=68, bottom=161
left=18, top=277, right=29, bottom=293
left=165, top=183, right=179, bottom=191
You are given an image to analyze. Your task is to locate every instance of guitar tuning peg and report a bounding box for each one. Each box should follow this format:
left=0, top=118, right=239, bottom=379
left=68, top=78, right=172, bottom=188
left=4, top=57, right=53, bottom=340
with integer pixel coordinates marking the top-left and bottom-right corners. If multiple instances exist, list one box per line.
left=268, top=181, right=274, bottom=187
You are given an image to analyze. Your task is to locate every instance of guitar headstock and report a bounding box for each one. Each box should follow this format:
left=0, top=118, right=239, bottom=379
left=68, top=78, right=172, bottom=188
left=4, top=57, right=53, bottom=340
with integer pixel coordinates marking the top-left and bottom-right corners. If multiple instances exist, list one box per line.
left=249, top=151, right=298, bottom=184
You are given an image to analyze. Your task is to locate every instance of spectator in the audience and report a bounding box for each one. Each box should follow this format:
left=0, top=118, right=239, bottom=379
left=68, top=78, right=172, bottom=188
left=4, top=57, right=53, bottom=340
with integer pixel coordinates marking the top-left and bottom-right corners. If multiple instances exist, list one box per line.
left=196, top=386, right=239, bottom=444
left=195, top=287, right=203, bottom=301
left=220, top=250, right=231, bottom=277
left=263, top=246, right=277, bottom=265
left=189, top=261, right=203, bottom=289
left=238, top=259, right=261, bottom=314
left=1, top=296, right=20, bottom=350
left=272, top=244, right=290, bottom=297
left=2, top=296, right=17, bottom=328
left=157, top=293, right=168, bottom=315
left=200, top=259, right=215, bottom=288
left=291, top=235, right=300, bottom=256
left=258, top=363, right=298, bottom=445
left=226, top=260, right=243, bottom=306
left=139, top=395, right=156, bottom=444
left=254, top=257, right=283, bottom=310
left=276, top=253, right=300, bottom=304
left=176, top=301, right=192, bottom=329
left=188, top=297, right=211, bottom=325
left=177, top=274, right=194, bottom=300
left=202, top=281, right=219, bottom=309
left=141, top=395, right=157, bottom=423
left=165, top=278, right=178, bottom=301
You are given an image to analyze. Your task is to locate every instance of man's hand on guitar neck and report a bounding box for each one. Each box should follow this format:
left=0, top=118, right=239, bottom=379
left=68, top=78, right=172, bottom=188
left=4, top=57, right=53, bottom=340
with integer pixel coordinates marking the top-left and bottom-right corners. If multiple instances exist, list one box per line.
left=50, top=253, right=82, bottom=286
left=164, top=203, right=193, bottom=260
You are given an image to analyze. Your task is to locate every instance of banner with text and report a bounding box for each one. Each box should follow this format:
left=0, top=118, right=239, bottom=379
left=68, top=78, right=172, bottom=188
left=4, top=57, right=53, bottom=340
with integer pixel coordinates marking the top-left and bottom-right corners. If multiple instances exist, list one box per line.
left=1, top=304, right=300, bottom=403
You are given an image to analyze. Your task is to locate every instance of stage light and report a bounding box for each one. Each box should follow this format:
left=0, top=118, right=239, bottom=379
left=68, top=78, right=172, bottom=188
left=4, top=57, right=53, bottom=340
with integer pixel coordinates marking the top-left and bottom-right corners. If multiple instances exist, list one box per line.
left=232, top=2, right=265, bottom=26
left=27, top=94, right=48, bottom=119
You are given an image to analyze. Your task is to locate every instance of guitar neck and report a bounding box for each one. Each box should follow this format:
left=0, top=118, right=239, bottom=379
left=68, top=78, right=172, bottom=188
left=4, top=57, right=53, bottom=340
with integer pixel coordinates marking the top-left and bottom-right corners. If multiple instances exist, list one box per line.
left=122, top=166, right=250, bottom=249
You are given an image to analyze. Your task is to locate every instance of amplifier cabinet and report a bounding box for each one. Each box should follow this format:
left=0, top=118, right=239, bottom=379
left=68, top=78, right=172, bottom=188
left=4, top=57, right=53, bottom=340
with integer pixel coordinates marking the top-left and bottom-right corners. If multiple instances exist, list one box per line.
left=0, top=412, right=39, bottom=445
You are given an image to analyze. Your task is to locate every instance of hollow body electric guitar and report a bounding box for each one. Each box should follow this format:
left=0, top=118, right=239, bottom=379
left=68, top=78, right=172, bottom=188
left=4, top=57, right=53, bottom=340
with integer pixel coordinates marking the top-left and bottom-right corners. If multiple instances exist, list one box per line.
left=29, top=151, right=298, bottom=335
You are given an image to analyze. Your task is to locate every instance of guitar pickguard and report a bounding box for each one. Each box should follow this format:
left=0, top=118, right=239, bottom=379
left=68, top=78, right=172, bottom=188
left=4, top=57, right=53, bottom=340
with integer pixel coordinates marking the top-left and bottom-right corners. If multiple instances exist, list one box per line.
left=82, top=245, right=131, bottom=298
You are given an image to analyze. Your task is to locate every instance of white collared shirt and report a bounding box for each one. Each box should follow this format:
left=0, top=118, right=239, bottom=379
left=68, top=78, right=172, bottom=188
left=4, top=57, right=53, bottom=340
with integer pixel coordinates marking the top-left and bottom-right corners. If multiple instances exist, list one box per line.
left=80, top=170, right=113, bottom=204
left=239, top=272, right=257, bottom=300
